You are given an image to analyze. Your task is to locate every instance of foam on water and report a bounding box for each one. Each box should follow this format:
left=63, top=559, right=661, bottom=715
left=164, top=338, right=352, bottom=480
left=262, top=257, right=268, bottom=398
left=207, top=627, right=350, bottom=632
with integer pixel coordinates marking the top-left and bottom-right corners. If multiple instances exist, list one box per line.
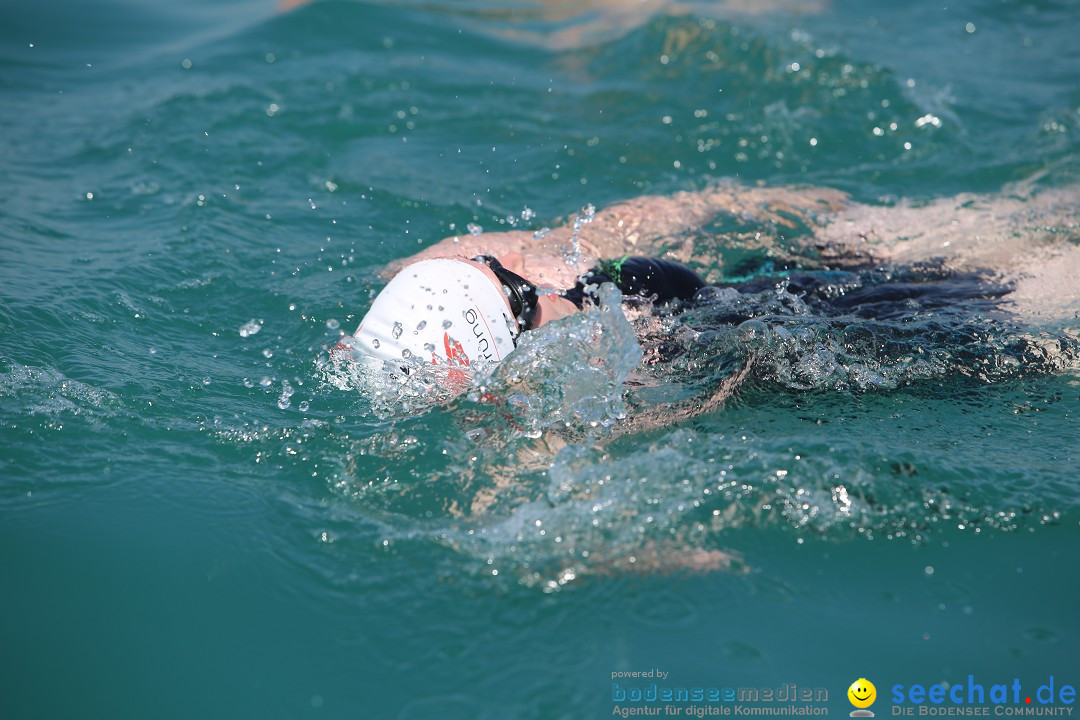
left=0, top=362, right=120, bottom=423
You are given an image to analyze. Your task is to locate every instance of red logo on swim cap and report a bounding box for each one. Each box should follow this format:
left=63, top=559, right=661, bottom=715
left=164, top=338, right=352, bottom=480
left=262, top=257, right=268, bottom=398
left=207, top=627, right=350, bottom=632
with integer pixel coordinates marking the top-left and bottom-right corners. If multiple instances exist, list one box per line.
left=440, top=333, right=471, bottom=385
left=442, top=333, right=471, bottom=366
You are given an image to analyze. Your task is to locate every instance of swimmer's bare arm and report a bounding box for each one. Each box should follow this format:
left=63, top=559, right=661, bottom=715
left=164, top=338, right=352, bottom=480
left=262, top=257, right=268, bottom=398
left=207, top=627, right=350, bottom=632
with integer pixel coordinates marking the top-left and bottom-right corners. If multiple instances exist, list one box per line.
left=384, top=182, right=850, bottom=284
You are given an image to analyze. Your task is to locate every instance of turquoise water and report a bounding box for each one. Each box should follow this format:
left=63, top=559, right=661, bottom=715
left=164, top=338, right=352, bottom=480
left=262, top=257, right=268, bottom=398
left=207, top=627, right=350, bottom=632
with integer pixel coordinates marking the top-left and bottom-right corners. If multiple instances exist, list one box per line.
left=2, top=0, right=1079, bottom=718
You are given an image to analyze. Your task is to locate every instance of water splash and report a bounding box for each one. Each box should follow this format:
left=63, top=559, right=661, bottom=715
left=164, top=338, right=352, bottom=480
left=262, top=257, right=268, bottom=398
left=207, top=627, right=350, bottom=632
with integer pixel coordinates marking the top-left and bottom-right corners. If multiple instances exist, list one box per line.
left=0, top=361, right=120, bottom=422
left=563, top=203, right=595, bottom=266
left=478, top=282, right=641, bottom=437
left=672, top=267, right=1080, bottom=393
left=296, top=250, right=1080, bottom=588
left=320, top=263, right=1078, bottom=587
left=277, top=379, right=295, bottom=410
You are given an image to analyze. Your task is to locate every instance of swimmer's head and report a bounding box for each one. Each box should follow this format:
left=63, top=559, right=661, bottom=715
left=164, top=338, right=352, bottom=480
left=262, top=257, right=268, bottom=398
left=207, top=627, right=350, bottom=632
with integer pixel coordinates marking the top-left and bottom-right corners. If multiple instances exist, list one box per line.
left=349, top=258, right=519, bottom=380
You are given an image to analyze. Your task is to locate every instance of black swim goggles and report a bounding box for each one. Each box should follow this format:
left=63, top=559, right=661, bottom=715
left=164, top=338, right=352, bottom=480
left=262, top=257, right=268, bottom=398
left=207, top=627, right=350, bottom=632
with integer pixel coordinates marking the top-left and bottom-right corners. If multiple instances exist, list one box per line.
left=474, top=255, right=539, bottom=332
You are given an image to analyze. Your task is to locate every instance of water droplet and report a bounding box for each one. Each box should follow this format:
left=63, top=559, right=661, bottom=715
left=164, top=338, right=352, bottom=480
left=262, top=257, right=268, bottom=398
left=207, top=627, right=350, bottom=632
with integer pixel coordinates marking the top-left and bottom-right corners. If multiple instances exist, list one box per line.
left=416, top=320, right=426, bottom=330
left=564, top=204, right=594, bottom=265
left=298, top=400, right=310, bottom=412
left=239, top=319, right=262, bottom=337
left=401, top=348, right=412, bottom=359
left=442, top=320, right=453, bottom=329
left=325, top=318, right=340, bottom=330
left=392, top=322, right=403, bottom=339
left=372, top=338, right=381, bottom=348
left=262, top=348, right=273, bottom=359
left=277, top=380, right=294, bottom=410
left=467, top=222, right=483, bottom=236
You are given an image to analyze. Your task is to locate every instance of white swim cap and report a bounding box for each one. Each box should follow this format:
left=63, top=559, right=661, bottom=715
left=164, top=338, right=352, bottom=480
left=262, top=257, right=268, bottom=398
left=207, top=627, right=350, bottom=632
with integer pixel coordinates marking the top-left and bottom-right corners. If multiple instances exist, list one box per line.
left=351, top=258, right=518, bottom=377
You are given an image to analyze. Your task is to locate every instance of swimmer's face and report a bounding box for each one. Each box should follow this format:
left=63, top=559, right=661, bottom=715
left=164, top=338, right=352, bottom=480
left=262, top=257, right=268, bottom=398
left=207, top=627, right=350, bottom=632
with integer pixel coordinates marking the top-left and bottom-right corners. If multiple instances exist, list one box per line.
left=472, top=255, right=583, bottom=329
left=847, top=679, right=876, bottom=709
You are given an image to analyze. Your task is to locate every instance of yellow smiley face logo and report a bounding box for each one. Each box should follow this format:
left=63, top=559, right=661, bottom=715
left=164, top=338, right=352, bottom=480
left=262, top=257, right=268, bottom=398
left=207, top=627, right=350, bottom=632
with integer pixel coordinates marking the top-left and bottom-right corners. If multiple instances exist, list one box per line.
left=848, top=679, right=877, bottom=709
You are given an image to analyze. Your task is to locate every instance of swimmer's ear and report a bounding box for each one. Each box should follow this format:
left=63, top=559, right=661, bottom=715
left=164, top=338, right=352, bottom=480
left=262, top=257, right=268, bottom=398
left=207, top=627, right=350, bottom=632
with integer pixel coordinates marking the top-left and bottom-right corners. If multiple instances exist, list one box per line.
left=500, top=252, right=526, bottom=275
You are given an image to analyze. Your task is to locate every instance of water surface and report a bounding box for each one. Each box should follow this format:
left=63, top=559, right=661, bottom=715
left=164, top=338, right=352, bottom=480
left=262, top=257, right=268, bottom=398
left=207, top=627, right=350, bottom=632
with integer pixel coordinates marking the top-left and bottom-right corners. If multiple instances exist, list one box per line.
left=1, top=0, right=1078, bottom=718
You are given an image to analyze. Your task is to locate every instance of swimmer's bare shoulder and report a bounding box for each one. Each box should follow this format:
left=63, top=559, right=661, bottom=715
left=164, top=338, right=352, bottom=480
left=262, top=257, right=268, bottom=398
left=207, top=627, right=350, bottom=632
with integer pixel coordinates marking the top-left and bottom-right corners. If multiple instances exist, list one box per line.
left=380, top=228, right=596, bottom=289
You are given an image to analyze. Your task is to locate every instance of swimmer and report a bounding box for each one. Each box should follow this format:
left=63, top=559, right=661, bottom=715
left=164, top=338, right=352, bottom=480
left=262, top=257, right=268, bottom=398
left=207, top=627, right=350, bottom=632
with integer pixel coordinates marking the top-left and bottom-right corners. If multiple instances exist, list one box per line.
left=338, top=181, right=1079, bottom=577
left=342, top=180, right=1079, bottom=404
